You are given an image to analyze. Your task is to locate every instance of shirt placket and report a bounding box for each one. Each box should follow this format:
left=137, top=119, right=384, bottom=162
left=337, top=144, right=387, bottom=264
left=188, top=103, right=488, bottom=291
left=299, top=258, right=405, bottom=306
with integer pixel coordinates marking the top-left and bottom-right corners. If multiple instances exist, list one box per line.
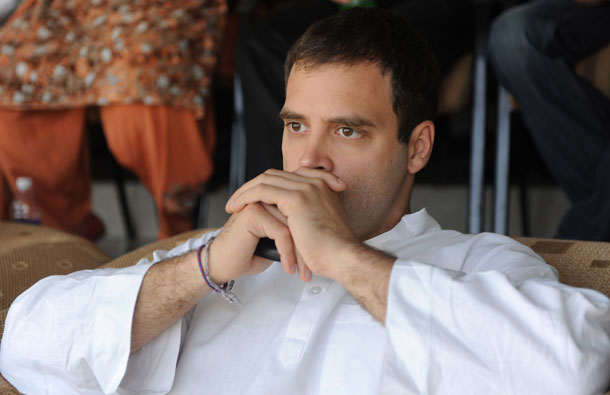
left=278, top=276, right=334, bottom=366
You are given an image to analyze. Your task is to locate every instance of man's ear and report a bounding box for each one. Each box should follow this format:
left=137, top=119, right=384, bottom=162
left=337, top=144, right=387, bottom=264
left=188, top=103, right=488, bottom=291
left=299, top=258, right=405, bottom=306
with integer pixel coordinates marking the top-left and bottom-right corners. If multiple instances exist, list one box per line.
left=407, top=120, right=435, bottom=174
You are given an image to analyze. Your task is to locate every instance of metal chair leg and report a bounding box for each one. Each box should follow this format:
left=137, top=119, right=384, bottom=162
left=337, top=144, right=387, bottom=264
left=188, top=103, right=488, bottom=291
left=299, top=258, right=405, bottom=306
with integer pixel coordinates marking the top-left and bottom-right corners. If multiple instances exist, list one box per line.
left=112, top=162, right=136, bottom=243
left=468, top=4, right=491, bottom=234
left=493, top=86, right=512, bottom=234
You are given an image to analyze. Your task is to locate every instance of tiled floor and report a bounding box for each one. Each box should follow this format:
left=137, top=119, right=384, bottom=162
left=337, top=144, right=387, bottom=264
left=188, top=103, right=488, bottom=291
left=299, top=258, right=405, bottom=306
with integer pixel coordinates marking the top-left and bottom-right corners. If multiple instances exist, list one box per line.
left=93, top=180, right=570, bottom=258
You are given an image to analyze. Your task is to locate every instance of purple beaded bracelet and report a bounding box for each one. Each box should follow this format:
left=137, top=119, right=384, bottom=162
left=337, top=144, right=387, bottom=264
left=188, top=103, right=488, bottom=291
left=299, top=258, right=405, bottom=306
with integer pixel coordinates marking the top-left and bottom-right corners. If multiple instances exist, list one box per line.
left=196, top=237, right=242, bottom=307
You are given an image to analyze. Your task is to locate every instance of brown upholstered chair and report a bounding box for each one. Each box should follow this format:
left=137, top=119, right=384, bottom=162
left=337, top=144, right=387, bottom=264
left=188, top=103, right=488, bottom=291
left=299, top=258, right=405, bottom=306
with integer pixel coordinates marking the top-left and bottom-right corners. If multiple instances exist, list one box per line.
left=1, top=223, right=609, bottom=393
left=516, top=237, right=610, bottom=298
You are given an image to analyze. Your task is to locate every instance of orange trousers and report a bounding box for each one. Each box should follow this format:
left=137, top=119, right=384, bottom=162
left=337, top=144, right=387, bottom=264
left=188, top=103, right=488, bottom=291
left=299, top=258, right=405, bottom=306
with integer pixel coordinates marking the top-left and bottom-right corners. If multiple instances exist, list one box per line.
left=0, top=105, right=215, bottom=239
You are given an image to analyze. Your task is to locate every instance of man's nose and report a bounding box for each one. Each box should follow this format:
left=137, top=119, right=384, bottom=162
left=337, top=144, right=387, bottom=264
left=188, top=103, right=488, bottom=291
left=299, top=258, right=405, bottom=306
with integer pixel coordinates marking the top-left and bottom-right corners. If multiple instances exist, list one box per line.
left=298, top=134, right=333, bottom=171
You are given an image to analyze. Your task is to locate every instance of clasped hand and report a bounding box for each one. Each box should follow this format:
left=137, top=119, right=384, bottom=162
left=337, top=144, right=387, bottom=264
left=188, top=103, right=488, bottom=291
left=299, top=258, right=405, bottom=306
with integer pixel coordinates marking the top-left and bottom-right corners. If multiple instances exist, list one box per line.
left=207, top=168, right=358, bottom=285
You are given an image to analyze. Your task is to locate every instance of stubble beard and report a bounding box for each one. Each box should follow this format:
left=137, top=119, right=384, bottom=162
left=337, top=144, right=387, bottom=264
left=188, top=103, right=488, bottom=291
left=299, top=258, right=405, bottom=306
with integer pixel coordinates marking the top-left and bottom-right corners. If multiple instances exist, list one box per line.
left=338, top=184, right=387, bottom=241
left=338, top=159, right=409, bottom=241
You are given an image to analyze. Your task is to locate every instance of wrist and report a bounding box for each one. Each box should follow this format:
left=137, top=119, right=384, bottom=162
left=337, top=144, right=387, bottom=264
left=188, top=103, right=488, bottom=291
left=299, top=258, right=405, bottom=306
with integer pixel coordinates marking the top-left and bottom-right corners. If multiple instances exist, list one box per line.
left=206, top=240, right=232, bottom=285
left=197, top=238, right=243, bottom=307
left=330, top=240, right=368, bottom=282
left=334, top=242, right=394, bottom=286
left=333, top=242, right=394, bottom=324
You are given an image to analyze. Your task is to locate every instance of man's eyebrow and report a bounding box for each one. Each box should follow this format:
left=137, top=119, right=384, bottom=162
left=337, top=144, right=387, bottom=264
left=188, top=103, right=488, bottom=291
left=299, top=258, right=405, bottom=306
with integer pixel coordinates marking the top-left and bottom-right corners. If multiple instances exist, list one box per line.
left=278, top=109, right=304, bottom=120
left=328, top=116, right=376, bottom=128
left=278, top=110, right=376, bottom=129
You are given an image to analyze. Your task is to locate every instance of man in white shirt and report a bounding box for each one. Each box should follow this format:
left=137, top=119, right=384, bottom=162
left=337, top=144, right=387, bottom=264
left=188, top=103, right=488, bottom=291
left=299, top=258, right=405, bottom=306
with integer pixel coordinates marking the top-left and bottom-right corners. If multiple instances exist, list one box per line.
left=2, top=7, right=610, bottom=394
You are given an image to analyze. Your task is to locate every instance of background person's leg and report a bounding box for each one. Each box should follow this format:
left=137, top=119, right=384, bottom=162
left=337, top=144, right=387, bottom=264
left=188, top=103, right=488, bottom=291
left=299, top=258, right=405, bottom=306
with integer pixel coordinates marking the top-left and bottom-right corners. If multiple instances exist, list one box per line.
left=0, top=109, right=93, bottom=234
left=488, top=0, right=610, bottom=240
left=100, top=105, right=214, bottom=239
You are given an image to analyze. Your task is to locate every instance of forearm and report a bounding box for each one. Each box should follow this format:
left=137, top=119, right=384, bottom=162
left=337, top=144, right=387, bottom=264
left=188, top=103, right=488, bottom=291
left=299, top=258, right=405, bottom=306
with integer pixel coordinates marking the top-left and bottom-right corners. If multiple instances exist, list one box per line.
left=131, top=250, right=210, bottom=353
left=335, top=243, right=395, bottom=324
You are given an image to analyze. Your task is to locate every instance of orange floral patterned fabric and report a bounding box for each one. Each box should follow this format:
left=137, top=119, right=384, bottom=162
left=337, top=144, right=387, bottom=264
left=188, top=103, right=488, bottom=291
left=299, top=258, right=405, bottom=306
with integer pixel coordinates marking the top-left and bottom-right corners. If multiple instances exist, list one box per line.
left=0, top=0, right=227, bottom=118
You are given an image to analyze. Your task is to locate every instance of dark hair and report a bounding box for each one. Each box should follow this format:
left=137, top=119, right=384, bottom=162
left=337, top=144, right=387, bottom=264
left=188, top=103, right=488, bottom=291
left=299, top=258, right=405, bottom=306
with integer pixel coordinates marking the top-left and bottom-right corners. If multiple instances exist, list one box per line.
left=284, top=8, right=439, bottom=145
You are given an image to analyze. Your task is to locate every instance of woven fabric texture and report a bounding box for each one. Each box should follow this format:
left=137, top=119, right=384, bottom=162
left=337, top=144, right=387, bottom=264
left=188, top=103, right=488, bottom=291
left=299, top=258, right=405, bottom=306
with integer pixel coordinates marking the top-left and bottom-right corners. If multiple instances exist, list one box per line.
left=516, top=237, right=610, bottom=298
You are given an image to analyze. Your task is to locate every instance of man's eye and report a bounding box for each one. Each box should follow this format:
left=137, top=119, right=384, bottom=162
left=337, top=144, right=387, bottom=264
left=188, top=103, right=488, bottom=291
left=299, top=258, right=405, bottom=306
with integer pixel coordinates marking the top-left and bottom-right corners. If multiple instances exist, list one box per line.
left=338, top=127, right=359, bottom=138
left=287, top=122, right=305, bottom=132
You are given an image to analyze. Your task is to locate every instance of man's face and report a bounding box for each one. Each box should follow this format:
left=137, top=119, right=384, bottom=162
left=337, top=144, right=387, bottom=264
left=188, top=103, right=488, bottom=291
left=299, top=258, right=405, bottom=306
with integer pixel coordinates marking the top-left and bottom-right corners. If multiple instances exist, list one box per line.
left=281, top=62, right=412, bottom=240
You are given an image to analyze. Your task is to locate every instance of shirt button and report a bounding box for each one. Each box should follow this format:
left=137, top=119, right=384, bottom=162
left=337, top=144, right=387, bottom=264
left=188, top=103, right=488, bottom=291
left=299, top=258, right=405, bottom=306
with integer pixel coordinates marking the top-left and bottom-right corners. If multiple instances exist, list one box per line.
left=310, top=285, right=322, bottom=295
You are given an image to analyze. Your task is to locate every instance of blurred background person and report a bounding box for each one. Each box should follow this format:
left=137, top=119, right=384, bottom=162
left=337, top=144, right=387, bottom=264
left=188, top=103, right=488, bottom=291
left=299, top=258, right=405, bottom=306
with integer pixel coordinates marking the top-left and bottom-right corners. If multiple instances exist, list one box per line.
left=488, top=0, right=610, bottom=241
left=0, top=0, right=228, bottom=240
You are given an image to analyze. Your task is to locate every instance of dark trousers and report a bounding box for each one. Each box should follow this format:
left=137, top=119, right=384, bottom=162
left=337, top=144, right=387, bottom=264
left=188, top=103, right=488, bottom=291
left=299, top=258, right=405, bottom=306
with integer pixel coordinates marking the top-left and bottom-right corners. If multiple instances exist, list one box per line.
left=236, top=0, right=474, bottom=180
left=488, top=0, right=610, bottom=241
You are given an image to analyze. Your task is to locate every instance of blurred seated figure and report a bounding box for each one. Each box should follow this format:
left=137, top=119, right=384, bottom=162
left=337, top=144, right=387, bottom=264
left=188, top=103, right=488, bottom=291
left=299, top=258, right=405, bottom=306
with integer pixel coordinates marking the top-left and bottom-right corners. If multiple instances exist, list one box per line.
left=0, top=0, right=227, bottom=240
left=237, top=0, right=474, bottom=181
left=488, top=0, right=610, bottom=241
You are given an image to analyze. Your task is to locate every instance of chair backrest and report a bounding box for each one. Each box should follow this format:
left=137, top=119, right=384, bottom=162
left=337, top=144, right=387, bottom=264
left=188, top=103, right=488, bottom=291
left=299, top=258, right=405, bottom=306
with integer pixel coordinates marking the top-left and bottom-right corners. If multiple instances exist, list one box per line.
left=515, top=237, right=610, bottom=297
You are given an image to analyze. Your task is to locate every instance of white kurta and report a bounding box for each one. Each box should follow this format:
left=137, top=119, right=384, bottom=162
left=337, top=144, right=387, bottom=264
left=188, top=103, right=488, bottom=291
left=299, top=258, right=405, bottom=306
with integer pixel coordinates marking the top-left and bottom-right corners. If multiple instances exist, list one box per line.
left=2, top=209, right=610, bottom=394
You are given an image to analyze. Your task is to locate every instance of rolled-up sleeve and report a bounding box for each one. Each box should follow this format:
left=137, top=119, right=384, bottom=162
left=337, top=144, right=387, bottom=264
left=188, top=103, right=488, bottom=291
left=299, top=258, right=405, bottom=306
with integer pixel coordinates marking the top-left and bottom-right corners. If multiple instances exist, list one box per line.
left=381, top=247, right=610, bottom=394
left=0, top=231, right=217, bottom=394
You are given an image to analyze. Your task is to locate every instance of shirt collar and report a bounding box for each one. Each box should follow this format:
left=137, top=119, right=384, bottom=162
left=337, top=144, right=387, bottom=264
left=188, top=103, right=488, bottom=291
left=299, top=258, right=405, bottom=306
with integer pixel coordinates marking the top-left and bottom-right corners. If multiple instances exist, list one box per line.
left=364, top=208, right=442, bottom=252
